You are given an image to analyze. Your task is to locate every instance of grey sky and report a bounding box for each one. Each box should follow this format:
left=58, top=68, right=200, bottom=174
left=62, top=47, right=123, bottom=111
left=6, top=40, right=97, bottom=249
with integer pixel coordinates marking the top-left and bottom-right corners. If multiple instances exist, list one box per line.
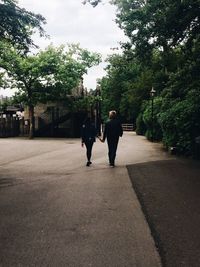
left=0, top=0, right=126, bottom=96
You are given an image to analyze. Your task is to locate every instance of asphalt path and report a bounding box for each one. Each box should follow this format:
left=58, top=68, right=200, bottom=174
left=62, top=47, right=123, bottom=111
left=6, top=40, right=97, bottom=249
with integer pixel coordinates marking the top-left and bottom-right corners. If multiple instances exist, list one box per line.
left=127, top=158, right=200, bottom=267
left=0, top=132, right=168, bottom=267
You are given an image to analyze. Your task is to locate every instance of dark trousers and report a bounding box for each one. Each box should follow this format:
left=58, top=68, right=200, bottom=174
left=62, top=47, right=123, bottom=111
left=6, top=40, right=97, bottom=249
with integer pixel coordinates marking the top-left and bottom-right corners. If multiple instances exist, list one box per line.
left=85, top=140, right=94, bottom=162
left=107, top=137, right=119, bottom=165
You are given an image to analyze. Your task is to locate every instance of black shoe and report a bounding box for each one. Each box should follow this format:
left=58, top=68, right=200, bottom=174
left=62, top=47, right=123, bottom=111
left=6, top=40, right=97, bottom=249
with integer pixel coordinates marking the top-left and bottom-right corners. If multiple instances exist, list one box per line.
left=86, top=162, right=90, bottom=166
left=110, top=163, right=115, bottom=167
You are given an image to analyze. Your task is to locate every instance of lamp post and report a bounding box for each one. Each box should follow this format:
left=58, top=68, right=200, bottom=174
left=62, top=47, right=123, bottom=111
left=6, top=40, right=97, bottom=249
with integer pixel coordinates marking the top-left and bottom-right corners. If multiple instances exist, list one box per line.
left=150, top=87, right=156, bottom=142
left=95, top=85, right=102, bottom=136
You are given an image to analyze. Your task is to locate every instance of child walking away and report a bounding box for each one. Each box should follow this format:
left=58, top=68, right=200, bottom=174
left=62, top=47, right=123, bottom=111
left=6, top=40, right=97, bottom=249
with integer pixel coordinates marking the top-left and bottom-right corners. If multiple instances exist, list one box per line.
left=81, top=117, right=97, bottom=166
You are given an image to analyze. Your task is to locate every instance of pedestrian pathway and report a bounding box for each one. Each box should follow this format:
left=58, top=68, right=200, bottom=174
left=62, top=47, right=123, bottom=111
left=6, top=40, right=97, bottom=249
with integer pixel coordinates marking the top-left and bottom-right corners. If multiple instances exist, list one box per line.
left=0, top=133, right=168, bottom=266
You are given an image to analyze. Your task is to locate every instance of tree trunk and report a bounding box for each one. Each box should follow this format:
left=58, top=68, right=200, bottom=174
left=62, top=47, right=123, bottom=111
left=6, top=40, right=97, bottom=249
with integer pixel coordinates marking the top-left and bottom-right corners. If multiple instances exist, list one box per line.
left=28, top=104, right=34, bottom=139
left=162, top=42, right=170, bottom=75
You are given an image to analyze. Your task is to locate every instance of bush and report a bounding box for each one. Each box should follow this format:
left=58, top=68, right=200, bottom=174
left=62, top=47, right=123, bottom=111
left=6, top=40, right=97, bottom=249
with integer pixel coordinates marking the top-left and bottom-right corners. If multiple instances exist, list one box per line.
left=142, top=97, right=163, bottom=141
left=136, top=112, right=146, bottom=135
left=159, top=90, right=200, bottom=156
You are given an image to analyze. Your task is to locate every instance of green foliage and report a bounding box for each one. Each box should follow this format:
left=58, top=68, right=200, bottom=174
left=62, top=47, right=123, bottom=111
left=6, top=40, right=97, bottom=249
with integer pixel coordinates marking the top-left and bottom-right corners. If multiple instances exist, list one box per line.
left=159, top=90, right=200, bottom=155
left=136, top=112, right=146, bottom=136
left=73, top=95, right=101, bottom=112
left=100, top=54, right=129, bottom=120
left=157, top=35, right=200, bottom=155
left=0, top=0, right=46, bottom=51
left=0, top=96, right=13, bottom=112
left=0, top=43, right=101, bottom=106
left=113, top=0, right=200, bottom=56
left=0, top=42, right=101, bottom=138
left=142, top=97, right=163, bottom=141
left=82, top=0, right=102, bottom=7
left=100, top=52, right=153, bottom=122
left=96, top=0, right=200, bottom=158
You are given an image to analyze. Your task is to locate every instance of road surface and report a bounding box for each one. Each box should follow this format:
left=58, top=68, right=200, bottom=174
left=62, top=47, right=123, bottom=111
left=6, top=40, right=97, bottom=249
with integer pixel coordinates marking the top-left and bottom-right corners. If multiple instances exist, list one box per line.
left=0, top=132, right=168, bottom=267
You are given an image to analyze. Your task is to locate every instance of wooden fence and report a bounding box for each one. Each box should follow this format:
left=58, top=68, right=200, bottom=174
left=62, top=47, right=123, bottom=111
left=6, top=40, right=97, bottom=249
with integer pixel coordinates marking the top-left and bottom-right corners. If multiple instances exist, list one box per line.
left=122, top=123, right=134, bottom=131
left=101, top=123, right=134, bottom=133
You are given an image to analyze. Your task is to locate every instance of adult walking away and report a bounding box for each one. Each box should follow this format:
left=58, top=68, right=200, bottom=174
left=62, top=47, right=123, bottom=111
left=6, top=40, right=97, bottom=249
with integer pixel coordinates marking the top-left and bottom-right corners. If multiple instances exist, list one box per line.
left=81, top=117, right=97, bottom=166
left=101, top=110, right=123, bottom=167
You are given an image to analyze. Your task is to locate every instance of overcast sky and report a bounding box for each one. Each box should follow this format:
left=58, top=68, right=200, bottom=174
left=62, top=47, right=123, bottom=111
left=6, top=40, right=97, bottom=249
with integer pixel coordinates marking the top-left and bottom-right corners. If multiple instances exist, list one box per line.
left=0, top=0, right=127, bottom=96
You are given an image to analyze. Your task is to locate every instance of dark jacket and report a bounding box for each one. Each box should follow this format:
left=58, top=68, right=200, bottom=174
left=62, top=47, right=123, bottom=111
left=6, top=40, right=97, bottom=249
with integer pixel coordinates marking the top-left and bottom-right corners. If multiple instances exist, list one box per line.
left=81, top=122, right=96, bottom=143
left=103, top=118, right=123, bottom=141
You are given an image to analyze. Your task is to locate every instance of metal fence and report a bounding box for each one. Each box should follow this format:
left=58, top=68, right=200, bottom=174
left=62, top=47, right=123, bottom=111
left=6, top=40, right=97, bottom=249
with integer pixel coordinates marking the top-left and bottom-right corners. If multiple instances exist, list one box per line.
left=0, top=115, right=20, bottom=137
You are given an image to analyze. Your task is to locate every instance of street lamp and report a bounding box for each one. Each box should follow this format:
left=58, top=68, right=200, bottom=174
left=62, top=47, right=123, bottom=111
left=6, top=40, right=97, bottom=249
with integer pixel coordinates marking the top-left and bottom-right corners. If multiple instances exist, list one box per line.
left=95, top=85, right=102, bottom=136
left=150, top=87, right=156, bottom=142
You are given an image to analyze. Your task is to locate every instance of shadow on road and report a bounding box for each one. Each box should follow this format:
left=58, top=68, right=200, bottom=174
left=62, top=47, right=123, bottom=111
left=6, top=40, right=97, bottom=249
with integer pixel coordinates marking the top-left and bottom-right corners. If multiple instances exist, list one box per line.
left=127, top=159, right=200, bottom=267
left=0, top=177, right=17, bottom=188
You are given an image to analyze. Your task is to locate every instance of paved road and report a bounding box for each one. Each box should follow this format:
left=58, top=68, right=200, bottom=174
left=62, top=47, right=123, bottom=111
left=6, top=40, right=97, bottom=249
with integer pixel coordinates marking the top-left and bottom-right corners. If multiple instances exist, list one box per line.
left=0, top=132, right=168, bottom=267
left=127, top=158, right=200, bottom=267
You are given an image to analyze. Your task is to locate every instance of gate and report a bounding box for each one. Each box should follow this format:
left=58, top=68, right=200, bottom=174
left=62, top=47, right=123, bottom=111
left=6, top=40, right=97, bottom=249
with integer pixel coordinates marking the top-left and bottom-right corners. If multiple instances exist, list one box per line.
left=122, top=123, right=134, bottom=131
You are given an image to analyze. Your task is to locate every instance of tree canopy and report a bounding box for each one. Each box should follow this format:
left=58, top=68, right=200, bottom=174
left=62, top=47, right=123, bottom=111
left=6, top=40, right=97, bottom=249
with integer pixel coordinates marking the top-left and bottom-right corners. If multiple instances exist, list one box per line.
left=95, top=0, right=200, bottom=158
left=113, top=0, right=200, bottom=58
left=0, top=0, right=46, bottom=51
left=0, top=42, right=101, bottom=138
left=82, top=0, right=102, bottom=7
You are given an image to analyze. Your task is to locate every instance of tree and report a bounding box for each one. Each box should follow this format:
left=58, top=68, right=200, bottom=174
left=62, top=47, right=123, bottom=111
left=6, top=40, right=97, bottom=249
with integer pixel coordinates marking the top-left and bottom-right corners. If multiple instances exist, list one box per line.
left=113, top=0, right=200, bottom=49
left=85, top=0, right=200, bottom=158
left=100, top=50, right=155, bottom=123
left=0, top=43, right=101, bottom=138
left=82, top=0, right=102, bottom=7
left=0, top=0, right=46, bottom=51
left=100, top=54, right=130, bottom=121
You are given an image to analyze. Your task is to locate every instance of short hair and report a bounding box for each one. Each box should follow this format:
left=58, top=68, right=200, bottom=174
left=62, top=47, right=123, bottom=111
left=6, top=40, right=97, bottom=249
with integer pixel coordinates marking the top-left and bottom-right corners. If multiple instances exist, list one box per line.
left=109, top=110, right=117, bottom=119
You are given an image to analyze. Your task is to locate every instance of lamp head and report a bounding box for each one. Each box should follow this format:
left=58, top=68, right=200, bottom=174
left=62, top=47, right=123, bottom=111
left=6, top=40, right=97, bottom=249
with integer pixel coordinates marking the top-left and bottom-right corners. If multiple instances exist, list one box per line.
left=150, top=87, right=156, bottom=97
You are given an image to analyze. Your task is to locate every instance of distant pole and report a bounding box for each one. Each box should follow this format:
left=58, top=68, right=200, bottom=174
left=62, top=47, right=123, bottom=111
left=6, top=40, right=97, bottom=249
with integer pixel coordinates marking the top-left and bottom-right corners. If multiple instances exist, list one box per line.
left=96, top=85, right=101, bottom=136
left=150, top=87, right=156, bottom=142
